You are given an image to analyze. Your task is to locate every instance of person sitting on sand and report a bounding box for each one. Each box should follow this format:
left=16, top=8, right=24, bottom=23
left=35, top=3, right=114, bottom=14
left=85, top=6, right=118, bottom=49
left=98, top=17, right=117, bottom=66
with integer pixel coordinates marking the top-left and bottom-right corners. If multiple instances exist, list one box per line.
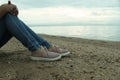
left=0, top=2, right=70, bottom=61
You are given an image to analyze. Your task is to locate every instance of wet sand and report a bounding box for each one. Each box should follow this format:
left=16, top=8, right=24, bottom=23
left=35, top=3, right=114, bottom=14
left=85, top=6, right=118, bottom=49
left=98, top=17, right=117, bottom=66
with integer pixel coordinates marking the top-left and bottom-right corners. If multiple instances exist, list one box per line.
left=0, top=34, right=120, bottom=80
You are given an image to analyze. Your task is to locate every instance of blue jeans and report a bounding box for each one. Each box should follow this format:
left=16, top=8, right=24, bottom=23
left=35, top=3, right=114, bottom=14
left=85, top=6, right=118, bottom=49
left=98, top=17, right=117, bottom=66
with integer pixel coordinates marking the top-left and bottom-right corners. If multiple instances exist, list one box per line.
left=0, top=14, right=51, bottom=51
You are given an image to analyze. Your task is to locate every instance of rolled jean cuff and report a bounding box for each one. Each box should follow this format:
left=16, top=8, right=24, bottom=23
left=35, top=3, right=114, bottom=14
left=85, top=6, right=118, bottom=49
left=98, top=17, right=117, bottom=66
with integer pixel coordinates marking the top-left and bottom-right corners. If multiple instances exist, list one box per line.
left=41, top=41, right=52, bottom=49
left=28, top=43, right=40, bottom=52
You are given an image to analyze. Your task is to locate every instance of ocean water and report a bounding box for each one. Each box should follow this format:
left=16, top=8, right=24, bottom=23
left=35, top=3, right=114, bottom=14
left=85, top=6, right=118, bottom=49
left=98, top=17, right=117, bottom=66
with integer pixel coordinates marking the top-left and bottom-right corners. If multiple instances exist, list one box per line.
left=29, top=26, right=120, bottom=41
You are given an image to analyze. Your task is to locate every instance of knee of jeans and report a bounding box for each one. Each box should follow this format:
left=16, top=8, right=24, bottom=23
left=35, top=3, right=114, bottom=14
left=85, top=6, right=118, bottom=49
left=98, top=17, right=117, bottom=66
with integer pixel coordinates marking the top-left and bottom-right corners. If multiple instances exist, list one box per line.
left=5, top=14, right=15, bottom=26
left=5, top=14, right=13, bottom=20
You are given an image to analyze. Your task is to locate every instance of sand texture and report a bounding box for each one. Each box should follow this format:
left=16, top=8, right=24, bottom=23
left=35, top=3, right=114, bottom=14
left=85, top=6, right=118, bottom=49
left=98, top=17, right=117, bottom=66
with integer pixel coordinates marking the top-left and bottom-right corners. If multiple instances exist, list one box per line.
left=0, top=34, right=120, bottom=80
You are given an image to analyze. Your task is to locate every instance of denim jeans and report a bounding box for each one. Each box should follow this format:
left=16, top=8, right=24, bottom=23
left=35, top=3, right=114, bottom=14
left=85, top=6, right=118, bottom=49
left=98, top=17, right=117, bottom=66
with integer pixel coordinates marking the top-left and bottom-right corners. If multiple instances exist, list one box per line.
left=0, top=14, right=51, bottom=51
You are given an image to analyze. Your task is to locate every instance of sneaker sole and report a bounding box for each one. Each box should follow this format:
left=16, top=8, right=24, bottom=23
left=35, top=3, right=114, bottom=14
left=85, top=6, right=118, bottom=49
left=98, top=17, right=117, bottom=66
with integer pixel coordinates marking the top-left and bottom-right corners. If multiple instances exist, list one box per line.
left=30, top=55, right=61, bottom=61
left=61, top=51, right=70, bottom=57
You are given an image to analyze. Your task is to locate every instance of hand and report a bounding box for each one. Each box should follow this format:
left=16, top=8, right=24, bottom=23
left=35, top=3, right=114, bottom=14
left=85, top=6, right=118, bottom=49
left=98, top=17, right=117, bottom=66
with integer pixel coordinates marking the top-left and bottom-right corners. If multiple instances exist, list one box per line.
left=1, top=3, right=19, bottom=16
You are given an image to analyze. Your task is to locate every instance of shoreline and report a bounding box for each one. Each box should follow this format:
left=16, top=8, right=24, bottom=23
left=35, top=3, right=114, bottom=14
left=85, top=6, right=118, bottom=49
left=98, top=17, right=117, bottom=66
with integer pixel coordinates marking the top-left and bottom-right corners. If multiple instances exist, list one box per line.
left=0, top=34, right=120, bottom=80
left=40, top=34, right=120, bottom=42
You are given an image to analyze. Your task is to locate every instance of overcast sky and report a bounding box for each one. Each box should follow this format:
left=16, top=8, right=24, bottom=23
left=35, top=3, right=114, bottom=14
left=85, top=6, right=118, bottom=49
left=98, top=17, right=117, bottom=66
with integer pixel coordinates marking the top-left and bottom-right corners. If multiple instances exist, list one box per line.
left=0, top=0, right=120, bottom=25
left=0, top=0, right=119, bottom=8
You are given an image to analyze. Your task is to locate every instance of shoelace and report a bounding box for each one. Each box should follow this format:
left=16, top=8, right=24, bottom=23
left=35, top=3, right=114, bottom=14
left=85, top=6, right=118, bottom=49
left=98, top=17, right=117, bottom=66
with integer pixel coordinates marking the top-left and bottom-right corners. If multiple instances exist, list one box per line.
left=44, top=47, right=49, bottom=57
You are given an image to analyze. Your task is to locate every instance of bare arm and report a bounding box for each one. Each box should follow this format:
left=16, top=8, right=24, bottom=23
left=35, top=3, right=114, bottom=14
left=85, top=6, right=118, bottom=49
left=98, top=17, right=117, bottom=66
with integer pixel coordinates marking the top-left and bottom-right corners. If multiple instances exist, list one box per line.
left=0, top=5, right=7, bottom=18
left=0, top=3, right=19, bottom=18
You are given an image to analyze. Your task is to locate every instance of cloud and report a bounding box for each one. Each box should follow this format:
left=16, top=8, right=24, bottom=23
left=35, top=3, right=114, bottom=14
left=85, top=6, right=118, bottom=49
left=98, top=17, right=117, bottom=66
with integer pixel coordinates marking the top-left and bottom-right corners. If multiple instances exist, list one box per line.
left=0, top=0, right=120, bottom=9
left=19, top=7, right=91, bottom=24
left=19, top=7, right=120, bottom=25
left=20, top=0, right=120, bottom=8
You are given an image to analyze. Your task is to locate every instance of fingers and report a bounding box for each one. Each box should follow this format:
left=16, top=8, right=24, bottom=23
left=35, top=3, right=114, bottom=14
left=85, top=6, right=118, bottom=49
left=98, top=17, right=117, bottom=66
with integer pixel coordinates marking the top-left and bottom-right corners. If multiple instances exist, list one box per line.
left=1, top=3, right=19, bottom=16
left=10, top=7, right=19, bottom=16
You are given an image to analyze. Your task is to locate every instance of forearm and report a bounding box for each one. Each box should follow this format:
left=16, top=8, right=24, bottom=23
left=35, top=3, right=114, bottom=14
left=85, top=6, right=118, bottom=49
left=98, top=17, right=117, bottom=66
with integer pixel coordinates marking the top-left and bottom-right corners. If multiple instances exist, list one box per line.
left=0, top=5, right=7, bottom=18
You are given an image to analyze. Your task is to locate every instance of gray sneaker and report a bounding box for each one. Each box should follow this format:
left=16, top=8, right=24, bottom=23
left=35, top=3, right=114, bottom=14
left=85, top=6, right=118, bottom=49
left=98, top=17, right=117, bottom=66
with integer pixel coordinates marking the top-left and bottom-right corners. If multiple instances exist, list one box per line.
left=30, top=51, right=61, bottom=61
left=57, top=48, right=70, bottom=56
left=48, top=45, right=70, bottom=57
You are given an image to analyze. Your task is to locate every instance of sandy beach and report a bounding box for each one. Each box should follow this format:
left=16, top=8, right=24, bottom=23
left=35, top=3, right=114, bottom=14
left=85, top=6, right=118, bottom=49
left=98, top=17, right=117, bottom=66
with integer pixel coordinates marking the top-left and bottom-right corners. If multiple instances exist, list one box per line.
left=0, top=34, right=120, bottom=80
